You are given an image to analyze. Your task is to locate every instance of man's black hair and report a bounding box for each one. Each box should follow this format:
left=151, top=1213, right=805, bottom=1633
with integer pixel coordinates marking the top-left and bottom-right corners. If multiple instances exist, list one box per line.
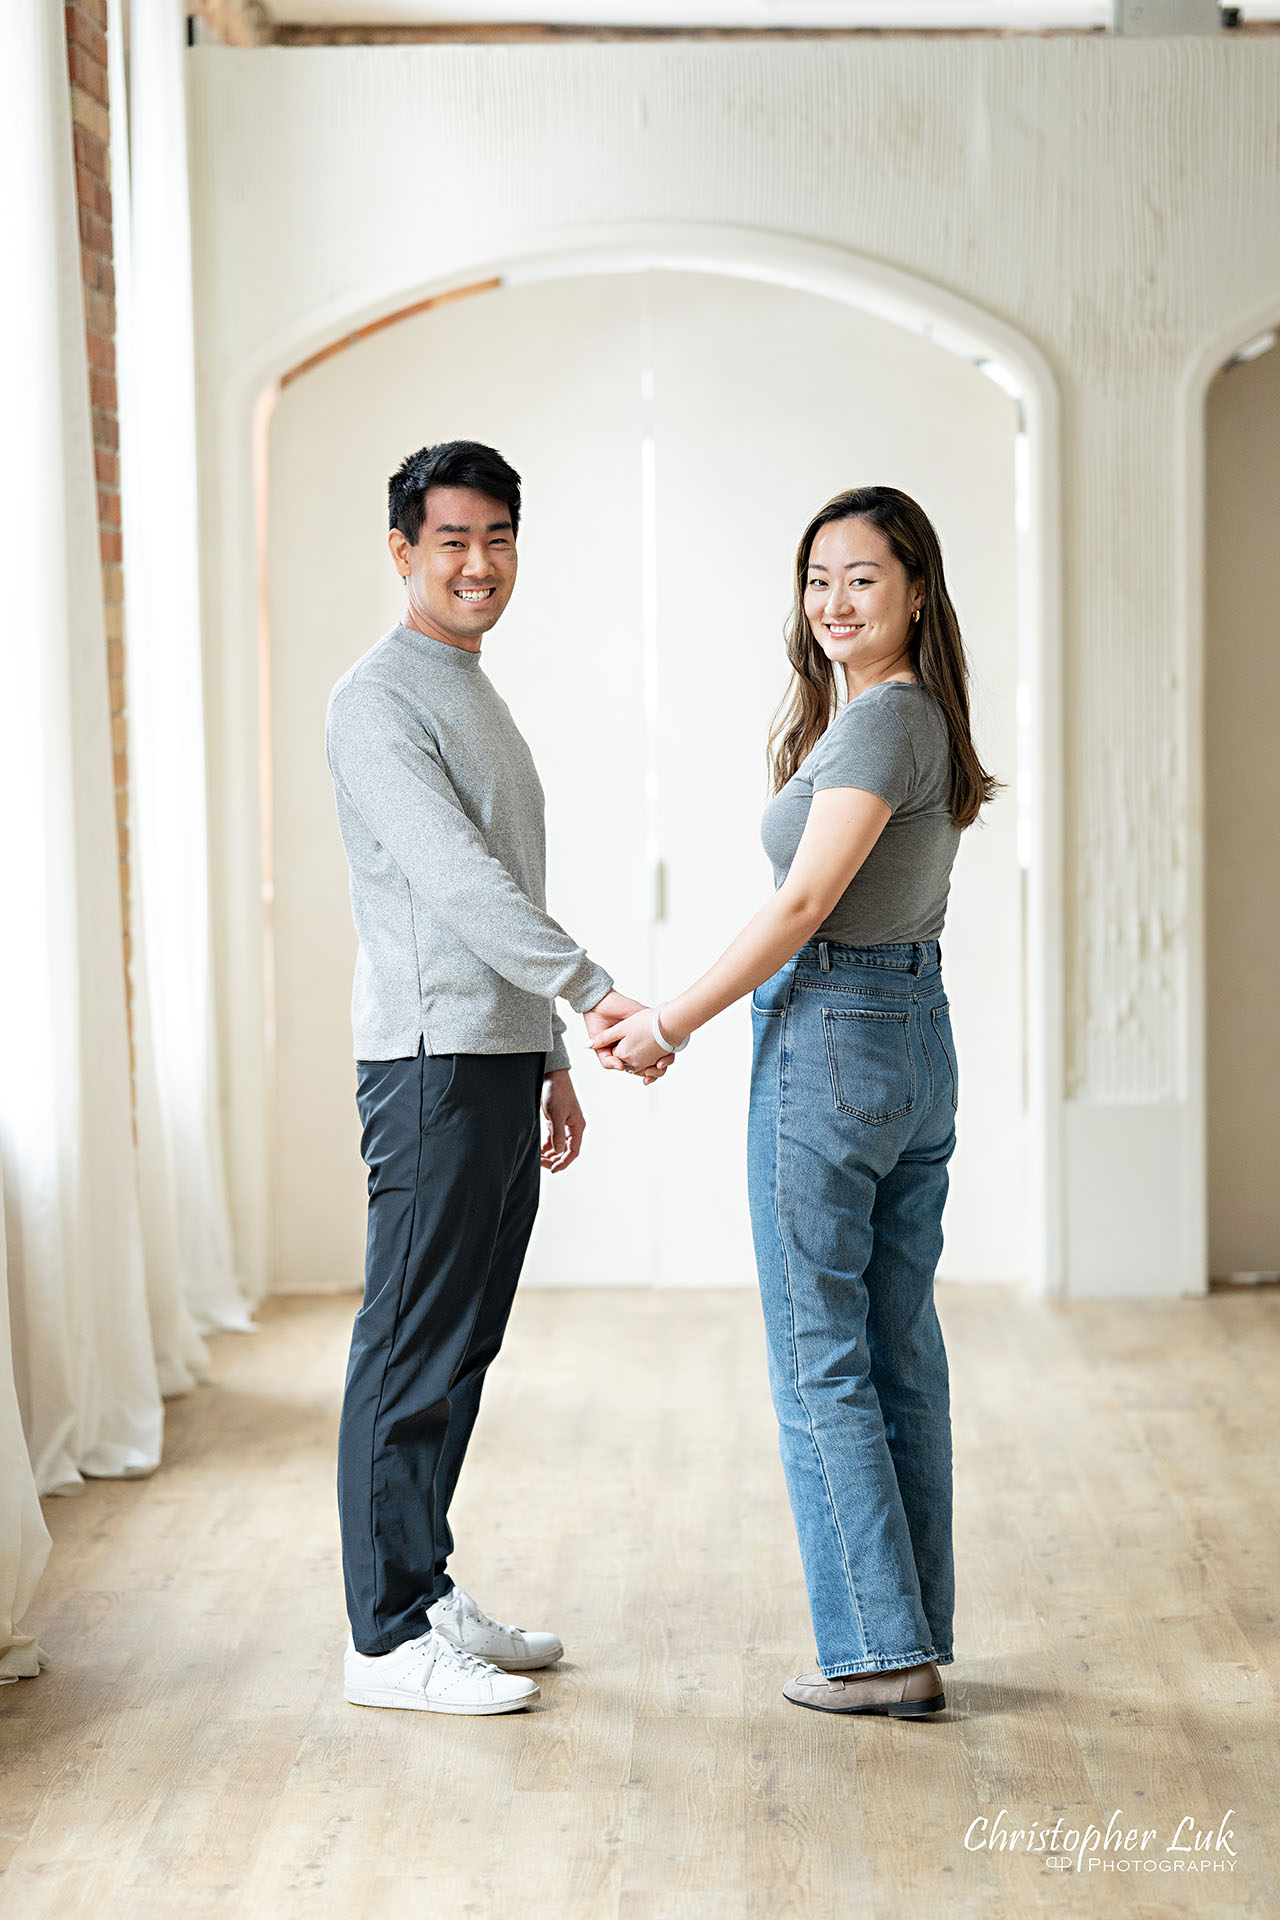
left=388, top=440, right=522, bottom=547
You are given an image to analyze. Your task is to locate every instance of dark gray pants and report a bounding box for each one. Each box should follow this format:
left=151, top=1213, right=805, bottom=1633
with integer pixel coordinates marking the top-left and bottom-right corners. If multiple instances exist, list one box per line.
left=338, top=1046, right=544, bottom=1656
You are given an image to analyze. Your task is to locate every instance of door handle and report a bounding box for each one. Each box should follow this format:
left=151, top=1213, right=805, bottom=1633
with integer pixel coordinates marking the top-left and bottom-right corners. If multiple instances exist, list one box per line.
left=652, top=858, right=667, bottom=923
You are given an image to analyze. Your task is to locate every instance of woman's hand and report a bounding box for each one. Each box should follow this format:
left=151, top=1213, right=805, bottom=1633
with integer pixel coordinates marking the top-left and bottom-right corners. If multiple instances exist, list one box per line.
left=583, top=989, right=644, bottom=1070
left=588, top=1008, right=671, bottom=1077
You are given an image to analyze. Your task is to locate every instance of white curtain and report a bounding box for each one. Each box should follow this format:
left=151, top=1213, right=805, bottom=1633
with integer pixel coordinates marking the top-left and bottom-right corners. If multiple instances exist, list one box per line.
left=0, top=0, right=165, bottom=1504
left=0, top=1212, right=50, bottom=1685
left=0, top=0, right=251, bottom=1676
left=113, top=0, right=252, bottom=1347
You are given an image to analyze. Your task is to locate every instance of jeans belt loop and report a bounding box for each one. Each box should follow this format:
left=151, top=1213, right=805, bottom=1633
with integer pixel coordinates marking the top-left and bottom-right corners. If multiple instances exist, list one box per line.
left=817, top=940, right=832, bottom=973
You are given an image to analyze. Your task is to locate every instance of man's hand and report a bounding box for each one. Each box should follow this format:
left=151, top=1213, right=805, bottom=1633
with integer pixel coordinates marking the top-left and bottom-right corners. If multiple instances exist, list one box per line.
left=583, top=990, right=643, bottom=1067
left=583, top=990, right=673, bottom=1085
left=541, top=1069, right=586, bottom=1172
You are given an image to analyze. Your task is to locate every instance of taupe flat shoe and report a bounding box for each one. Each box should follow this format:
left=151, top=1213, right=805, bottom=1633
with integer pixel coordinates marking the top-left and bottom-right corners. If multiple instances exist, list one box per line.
left=783, top=1661, right=945, bottom=1717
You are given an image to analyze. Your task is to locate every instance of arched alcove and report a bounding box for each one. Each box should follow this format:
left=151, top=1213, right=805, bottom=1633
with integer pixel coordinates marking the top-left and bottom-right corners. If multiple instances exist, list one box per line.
left=209, top=227, right=1063, bottom=1299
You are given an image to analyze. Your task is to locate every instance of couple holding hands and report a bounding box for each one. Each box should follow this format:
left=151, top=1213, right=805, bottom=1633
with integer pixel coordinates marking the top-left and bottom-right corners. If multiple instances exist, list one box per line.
left=325, top=439, right=995, bottom=1722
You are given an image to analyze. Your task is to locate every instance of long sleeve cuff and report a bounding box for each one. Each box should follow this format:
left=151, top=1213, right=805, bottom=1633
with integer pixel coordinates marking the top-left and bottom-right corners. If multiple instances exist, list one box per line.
left=563, top=961, right=614, bottom=1015
left=546, top=1035, right=572, bottom=1073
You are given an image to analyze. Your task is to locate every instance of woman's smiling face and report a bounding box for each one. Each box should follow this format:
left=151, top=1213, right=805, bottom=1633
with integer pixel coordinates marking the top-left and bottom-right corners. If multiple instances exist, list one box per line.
left=802, top=517, right=923, bottom=677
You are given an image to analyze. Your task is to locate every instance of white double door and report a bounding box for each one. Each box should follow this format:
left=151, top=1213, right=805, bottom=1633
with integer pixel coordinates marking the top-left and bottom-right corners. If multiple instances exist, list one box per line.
left=267, top=269, right=1026, bottom=1292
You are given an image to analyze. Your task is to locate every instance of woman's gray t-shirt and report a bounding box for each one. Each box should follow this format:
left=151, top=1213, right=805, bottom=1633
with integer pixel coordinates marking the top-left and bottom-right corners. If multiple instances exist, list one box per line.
left=760, top=681, right=960, bottom=945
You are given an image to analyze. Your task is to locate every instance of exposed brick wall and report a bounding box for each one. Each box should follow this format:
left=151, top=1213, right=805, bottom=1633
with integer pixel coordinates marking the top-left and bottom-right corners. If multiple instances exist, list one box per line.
left=65, top=0, right=132, bottom=1090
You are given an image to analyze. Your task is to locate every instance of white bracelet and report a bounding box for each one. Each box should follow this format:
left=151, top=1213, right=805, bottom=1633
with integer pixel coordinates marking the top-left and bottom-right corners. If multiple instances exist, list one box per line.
left=652, top=1006, right=689, bottom=1054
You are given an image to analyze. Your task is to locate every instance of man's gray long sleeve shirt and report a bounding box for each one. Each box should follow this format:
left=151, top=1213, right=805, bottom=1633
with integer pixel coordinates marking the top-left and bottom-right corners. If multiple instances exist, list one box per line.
left=325, top=623, right=612, bottom=1071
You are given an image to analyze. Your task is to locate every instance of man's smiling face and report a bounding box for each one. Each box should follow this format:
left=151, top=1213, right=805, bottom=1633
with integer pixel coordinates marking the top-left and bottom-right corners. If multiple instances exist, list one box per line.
left=391, top=485, right=518, bottom=651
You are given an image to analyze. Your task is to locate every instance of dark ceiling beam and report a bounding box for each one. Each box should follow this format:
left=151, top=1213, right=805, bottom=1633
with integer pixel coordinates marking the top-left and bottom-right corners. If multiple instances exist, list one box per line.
left=270, top=21, right=1106, bottom=45
left=206, top=9, right=1279, bottom=47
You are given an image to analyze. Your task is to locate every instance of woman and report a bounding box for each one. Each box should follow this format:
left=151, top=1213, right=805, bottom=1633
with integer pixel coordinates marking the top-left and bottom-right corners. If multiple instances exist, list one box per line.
left=592, top=485, right=997, bottom=1717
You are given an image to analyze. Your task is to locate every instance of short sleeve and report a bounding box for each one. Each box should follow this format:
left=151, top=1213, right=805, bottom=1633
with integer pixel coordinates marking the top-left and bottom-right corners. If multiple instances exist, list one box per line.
left=810, top=695, right=917, bottom=812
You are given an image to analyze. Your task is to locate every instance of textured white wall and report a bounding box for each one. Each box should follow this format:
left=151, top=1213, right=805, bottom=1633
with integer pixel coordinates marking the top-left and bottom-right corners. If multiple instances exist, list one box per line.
left=188, top=39, right=1280, bottom=1296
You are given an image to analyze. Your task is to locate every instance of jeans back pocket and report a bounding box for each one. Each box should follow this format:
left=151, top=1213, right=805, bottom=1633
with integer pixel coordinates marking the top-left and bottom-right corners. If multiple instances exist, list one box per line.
left=822, top=1007, right=915, bottom=1124
left=930, top=1003, right=959, bottom=1111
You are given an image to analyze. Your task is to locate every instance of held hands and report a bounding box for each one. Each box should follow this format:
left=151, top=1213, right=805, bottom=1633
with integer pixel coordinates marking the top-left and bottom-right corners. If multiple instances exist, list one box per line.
left=590, top=1009, right=669, bottom=1076
left=585, top=992, right=684, bottom=1083
left=583, top=990, right=676, bottom=1086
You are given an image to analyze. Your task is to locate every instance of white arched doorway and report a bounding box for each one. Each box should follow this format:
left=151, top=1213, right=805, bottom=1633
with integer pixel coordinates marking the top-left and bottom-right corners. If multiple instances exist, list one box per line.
left=1182, top=305, right=1280, bottom=1287
left=215, top=229, right=1063, bottom=1300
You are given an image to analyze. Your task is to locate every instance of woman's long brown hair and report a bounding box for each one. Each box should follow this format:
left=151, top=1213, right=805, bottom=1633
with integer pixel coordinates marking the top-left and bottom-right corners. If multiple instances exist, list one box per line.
left=767, top=486, right=1000, bottom=828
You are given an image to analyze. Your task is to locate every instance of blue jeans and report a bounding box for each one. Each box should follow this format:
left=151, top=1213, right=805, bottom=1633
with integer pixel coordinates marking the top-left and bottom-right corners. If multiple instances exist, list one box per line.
left=747, top=938, right=957, bottom=1677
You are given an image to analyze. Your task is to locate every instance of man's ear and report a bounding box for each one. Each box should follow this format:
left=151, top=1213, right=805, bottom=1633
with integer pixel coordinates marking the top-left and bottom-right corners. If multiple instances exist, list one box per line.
left=388, top=527, right=412, bottom=577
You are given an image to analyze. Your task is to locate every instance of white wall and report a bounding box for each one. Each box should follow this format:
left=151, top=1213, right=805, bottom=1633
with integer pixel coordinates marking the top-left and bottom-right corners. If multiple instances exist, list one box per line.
left=267, top=273, right=654, bottom=1294
left=265, top=268, right=1022, bottom=1292
left=1204, top=340, right=1280, bottom=1279
left=188, top=38, right=1280, bottom=1297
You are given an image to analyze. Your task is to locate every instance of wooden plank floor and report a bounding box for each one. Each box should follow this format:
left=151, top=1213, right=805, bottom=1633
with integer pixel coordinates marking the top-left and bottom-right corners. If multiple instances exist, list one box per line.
left=1, top=1285, right=1276, bottom=1919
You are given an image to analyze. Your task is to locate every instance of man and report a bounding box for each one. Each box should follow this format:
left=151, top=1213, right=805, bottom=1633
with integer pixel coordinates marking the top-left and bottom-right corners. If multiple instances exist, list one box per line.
left=325, top=440, right=665, bottom=1716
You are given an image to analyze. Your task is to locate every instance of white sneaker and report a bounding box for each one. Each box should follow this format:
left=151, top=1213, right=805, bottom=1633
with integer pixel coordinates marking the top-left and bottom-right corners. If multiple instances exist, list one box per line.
left=343, top=1628, right=539, bottom=1715
left=427, top=1584, right=564, bottom=1672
